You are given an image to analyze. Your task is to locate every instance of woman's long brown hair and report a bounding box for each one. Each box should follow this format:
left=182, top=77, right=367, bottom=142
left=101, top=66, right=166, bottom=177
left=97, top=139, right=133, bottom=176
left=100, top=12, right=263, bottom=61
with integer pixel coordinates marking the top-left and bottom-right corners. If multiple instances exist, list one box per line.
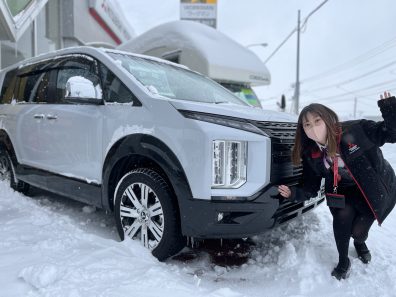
left=292, top=103, right=340, bottom=165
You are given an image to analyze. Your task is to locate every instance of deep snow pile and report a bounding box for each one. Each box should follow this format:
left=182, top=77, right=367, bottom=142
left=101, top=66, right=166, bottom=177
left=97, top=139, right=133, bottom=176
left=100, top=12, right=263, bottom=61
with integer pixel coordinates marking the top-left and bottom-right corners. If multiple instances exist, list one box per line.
left=1, top=144, right=396, bottom=297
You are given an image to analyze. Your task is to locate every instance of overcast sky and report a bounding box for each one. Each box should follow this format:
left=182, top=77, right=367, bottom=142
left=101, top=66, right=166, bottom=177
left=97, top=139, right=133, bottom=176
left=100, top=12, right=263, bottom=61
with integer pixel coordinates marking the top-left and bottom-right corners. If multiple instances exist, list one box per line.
left=117, top=0, right=396, bottom=117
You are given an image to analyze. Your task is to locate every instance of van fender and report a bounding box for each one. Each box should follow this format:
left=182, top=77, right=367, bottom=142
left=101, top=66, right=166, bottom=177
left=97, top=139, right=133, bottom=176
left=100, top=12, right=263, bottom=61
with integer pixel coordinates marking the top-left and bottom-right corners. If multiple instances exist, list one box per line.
left=102, top=134, right=193, bottom=213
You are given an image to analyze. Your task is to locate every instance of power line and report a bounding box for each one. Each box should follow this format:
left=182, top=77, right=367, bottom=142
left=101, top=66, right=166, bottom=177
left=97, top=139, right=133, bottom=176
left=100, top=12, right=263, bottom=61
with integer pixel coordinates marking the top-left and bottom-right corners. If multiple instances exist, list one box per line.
left=262, top=65, right=396, bottom=106
left=303, top=82, right=396, bottom=104
left=275, top=36, right=396, bottom=104
left=263, top=28, right=297, bottom=64
left=264, top=0, right=329, bottom=64
left=303, top=88, right=396, bottom=107
left=301, top=36, right=396, bottom=83
left=302, top=79, right=396, bottom=101
left=300, top=0, right=329, bottom=29
left=302, top=60, right=396, bottom=93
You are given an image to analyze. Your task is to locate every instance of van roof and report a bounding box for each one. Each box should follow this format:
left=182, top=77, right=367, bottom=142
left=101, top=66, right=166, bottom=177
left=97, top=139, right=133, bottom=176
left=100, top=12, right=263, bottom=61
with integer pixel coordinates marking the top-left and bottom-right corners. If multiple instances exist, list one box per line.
left=0, top=46, right=189, bottom=73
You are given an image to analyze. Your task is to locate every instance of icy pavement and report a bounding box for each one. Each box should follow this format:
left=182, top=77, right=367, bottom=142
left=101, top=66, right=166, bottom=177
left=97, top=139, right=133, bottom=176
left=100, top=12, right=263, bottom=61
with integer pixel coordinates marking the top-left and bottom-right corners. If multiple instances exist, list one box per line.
left=0, top=144, right=395, bottom=297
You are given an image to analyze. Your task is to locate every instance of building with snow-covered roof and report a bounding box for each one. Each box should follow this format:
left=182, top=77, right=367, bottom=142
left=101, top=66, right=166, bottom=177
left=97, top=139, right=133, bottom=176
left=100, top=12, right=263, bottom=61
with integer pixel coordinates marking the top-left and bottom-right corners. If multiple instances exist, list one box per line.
left=118, top=20, right=270, bottom=108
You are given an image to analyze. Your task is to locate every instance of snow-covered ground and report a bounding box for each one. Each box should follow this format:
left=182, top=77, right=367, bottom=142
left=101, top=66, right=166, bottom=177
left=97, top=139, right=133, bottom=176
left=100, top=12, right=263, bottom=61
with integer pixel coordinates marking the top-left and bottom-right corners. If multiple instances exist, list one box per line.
left=1, top=144, right=395, bottom=297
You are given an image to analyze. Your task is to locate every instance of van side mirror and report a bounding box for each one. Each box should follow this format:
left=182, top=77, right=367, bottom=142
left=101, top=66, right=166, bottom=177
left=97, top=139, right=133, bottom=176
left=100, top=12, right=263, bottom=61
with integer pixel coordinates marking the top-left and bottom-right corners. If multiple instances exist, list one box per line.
left=65, top=76, right=103, bottom=104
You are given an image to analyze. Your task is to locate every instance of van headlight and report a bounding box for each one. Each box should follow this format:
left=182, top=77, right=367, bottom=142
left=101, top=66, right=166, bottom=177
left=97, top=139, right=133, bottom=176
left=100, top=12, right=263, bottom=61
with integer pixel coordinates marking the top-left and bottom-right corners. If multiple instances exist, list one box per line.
left=212, top=140, right=247, bottom=188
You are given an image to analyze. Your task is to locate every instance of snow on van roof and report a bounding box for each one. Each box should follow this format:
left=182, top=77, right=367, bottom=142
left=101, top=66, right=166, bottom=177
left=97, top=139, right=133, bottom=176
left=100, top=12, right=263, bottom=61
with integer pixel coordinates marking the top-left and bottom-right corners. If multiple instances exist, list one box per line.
left=0, top=46, right=188, bottom=73
left=118, top=21, right=271, bottom=86
left=103, top=48, right=189, bottom=70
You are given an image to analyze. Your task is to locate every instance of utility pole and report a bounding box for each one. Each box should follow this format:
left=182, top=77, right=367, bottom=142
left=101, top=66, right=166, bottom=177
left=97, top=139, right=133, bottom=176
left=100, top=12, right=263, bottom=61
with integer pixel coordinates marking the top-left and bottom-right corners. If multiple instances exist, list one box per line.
left=354, top=97, right=357, bottom=118
left=293, top=10, right=301, bottom=115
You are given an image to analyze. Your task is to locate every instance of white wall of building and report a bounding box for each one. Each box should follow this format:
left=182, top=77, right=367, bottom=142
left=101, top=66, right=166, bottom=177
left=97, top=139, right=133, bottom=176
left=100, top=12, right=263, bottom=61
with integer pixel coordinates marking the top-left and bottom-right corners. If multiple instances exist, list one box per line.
left=0, top=0, right=134, bottom=69
left=64, top=0, right=115, bottom=47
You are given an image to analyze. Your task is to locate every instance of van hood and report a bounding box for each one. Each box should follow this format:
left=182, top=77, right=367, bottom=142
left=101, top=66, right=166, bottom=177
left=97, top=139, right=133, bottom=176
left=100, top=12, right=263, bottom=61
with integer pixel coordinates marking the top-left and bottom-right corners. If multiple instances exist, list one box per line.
left=169, top=100, right=297, bottom=123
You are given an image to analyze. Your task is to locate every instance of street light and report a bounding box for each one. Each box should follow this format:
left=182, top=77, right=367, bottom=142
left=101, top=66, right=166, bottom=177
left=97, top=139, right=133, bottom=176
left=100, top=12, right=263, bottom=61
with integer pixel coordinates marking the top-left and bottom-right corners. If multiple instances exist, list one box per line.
left=246, top=42, right=268, bottom=48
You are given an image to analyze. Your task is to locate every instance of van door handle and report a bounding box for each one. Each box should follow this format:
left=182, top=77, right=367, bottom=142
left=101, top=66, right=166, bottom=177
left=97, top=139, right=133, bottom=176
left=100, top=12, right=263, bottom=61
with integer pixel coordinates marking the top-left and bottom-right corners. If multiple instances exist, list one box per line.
left=46, top=114, right=58, bottom=120
left=33, top=114, right=45, bottom=119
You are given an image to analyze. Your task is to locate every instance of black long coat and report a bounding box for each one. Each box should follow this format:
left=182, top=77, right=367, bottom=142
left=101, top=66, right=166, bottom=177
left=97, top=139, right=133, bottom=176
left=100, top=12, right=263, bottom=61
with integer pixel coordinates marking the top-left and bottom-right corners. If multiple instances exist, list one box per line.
left=292, top=97, right=396, bottom=225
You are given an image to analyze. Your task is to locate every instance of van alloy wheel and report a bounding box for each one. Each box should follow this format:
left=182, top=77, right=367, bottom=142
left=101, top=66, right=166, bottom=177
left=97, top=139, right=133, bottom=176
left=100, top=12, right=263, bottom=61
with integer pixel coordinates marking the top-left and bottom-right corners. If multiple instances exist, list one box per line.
left=120, top=182, right=164, bottom=250
left=114, top=168, right=185, bottom=261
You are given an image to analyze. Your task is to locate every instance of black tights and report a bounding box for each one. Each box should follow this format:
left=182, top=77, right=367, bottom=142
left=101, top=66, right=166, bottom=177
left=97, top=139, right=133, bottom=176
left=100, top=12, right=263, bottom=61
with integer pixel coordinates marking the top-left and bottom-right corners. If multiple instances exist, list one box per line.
left=329, top=194, right=375, bottom=264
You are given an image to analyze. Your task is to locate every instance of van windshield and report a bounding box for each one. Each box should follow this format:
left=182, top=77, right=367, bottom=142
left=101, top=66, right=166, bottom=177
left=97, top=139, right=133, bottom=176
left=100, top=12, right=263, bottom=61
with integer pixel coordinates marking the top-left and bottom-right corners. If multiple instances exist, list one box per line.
left=108, top=53, right=248, bottom=106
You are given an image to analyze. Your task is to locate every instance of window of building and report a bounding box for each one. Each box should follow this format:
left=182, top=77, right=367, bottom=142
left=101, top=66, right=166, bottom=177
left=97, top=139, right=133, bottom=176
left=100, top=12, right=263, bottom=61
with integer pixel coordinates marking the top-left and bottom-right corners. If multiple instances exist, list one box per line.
left=6, top=0, right=34, bottom=17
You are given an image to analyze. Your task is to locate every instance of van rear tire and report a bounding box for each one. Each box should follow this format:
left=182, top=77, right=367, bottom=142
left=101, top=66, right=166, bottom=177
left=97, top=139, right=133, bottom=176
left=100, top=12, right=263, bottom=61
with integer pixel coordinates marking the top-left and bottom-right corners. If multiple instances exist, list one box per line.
left=0, top=148, right=29, bottom=194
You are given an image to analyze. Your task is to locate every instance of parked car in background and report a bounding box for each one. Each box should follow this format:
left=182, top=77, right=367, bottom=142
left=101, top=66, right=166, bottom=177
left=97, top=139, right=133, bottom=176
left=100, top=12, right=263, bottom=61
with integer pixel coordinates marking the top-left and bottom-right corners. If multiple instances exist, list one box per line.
left=0, top=47, right=323, bottom=260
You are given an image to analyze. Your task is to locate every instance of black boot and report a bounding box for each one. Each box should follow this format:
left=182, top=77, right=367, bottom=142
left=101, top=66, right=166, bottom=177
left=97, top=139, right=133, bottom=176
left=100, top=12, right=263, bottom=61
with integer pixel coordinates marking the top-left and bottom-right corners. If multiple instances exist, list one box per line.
left=354, top=242, right=371, bottom=264
left=331, top=257, right=351, bottom=280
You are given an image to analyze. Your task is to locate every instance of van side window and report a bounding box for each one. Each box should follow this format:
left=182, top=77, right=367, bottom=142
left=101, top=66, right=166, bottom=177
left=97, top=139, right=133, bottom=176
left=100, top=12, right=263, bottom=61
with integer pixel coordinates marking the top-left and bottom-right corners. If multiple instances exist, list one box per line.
left=16, top=72, right=43, bottom=103
left=33, top=71, right=53, bottom=103
left=99, top=63, right=140, bottom=105
left=55, top=59, right=102, bottom=103
left=0, top=69, right=18, bottom=104
left=16, top=70, right=54, bottom=103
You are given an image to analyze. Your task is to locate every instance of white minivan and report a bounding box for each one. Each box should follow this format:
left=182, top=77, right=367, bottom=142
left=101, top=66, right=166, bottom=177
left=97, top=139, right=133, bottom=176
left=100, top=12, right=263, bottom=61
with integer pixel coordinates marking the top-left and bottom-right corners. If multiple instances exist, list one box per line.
left=0, top=47, right=323, bottom=260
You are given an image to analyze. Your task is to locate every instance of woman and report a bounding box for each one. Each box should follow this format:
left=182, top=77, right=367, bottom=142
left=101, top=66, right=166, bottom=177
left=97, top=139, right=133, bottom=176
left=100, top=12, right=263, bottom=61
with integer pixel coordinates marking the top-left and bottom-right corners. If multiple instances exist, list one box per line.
left=278, top=92, right=396, bottom=280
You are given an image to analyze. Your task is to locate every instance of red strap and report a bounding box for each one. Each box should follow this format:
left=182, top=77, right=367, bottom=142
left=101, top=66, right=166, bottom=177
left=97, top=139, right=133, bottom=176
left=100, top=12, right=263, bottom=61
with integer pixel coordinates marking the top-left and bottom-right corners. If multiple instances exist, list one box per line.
left=333, top=127, right=342, bottom=193
left=333, top=157, right=339, bottom=193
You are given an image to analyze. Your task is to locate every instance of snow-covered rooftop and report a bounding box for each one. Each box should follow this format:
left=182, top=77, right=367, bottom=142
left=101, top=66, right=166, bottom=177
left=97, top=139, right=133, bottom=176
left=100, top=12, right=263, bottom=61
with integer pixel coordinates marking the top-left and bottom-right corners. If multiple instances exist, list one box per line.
left=118, top=20, right=271, bottom=86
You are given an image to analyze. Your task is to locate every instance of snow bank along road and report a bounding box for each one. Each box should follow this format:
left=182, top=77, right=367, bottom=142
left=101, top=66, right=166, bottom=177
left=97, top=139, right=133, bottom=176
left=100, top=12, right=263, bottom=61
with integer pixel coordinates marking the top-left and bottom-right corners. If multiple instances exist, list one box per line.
left=1, top=144, right=395, bottom=297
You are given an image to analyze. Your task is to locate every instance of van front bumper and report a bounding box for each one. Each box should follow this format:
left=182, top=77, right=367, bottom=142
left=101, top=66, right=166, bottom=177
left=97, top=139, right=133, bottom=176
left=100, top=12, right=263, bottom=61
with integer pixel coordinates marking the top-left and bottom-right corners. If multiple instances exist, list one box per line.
left=178, top=185, right=324, bottom=238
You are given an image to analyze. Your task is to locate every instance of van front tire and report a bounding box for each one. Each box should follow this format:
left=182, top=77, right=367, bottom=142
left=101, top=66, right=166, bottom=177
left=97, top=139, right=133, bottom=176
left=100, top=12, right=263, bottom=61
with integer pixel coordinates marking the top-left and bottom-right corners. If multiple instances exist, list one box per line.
left=114, top=168, right=185, bottom=261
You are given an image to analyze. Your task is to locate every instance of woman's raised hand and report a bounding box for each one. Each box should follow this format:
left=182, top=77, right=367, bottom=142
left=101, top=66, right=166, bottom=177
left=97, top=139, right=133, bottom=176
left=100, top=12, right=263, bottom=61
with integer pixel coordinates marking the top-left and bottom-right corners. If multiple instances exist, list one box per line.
left=380, top=91, right=392, bottom=100
left=278, top=185, right=292, bottom=198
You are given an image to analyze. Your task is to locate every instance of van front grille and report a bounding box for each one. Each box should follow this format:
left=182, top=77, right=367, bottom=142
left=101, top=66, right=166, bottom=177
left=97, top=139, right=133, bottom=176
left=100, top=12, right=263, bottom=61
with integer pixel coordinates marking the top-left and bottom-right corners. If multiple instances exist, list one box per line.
left=252, top=121, right=302, bottom=185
